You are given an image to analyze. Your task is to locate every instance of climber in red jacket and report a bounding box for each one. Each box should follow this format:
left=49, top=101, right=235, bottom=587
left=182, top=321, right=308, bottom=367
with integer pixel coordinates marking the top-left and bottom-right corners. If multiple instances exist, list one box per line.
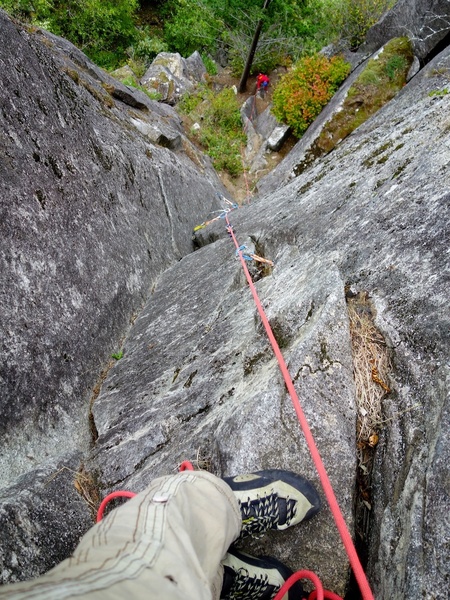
left=256, top=73, right=270, bottom=97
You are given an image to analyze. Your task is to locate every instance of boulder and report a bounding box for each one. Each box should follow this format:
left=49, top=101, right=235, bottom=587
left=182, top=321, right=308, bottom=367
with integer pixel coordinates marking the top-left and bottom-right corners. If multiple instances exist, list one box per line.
left=267, top=124, right=291, bottom=152
left=141, top=51, right=207, bottom=104
left=241, top=97, right=290, bottom=173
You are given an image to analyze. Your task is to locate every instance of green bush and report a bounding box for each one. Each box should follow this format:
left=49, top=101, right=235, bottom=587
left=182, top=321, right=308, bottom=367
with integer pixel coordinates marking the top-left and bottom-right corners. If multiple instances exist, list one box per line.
left=179, top=87, right=246, bottom=177
left=272, top=53, right=351, bottom=138
left=385, top=54, right=408, bottom=80
left=0, top=0, right=139, bottom=69
left=357, top=67, right=381, bottom=85
left=199, top=88, right=246, bottom=176
left=313, top=37, right=413, bottom=154
left=163, top=0, right=222, bottom=56
left=0, top=0, right=52, bottom=19
left=134, top=31, right=168, bottom=62
left=209, top=88, right=242, bottom=131
left=201, top=54, right=218, bottom=76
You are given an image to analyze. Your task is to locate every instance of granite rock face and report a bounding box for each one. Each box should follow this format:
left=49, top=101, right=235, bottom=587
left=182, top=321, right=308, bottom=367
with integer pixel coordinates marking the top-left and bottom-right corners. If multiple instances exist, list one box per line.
left=361, top=0, right=450, bottom=62
left=89, top=241, right=357, bottom=595
left=0, top=453, right=93, bottom=584
left=241, top=96, right=291, bottom=174
left=200, top=46, right=450, bottom=599
left=89, top=44, right=449, bottom=600
left=0, top=9, right=225, bottom=579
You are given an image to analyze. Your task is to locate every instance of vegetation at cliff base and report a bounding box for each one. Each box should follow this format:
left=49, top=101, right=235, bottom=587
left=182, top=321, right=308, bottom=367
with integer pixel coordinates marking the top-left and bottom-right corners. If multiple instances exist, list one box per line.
left=0, top=0, right=139, bottom=68
left=178, top=86, right=246, bottom=177
left=272, top=53, right=351, bottom=137
left=0, top=1, right=398, bottom=71
left=312, top=37, right=414, bottom=153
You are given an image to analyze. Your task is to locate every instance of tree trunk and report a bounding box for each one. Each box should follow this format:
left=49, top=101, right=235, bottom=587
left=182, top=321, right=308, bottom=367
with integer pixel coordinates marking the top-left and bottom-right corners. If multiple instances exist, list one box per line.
left=238, top=0, right=272, bottom=93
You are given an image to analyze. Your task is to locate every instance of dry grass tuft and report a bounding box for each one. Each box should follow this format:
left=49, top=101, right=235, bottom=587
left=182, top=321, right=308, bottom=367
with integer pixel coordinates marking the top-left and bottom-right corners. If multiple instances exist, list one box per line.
left=347, top=291, right=391, bottom=446
left=46, top=465, right=101, bottom=519
left=347, top=290, right=392, bottom=528
left=177, top=447, right=212, bottom=472
left=74, top=466, right=101, bottom=515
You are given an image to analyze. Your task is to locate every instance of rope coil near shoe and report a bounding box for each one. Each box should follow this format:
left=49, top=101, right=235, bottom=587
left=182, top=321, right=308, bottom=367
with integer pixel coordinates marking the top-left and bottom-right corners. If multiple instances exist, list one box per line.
left=225, top=213, right=374, bottom=600
left=96, top=461, right=195, bottom=522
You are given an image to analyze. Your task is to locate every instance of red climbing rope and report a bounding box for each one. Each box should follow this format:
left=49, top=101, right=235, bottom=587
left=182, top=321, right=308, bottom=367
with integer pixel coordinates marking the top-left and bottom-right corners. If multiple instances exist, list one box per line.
left=179, top=460, right=195, bottom=471
left=96, top=491, right=137, bottom=523
left=96, top=462, right=195, bottom=522
left=225, top=215, right=374, bottom=600
left=273, top=570, right=344, bottom=600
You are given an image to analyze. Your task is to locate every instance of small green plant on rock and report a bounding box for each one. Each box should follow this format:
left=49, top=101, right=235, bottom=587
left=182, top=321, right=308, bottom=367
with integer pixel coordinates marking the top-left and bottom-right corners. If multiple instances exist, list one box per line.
left=201, top=54, right=217, bottom=76
left=385, top=55, right=408, bottom=80
left=429, top=88, right=449, bottom=97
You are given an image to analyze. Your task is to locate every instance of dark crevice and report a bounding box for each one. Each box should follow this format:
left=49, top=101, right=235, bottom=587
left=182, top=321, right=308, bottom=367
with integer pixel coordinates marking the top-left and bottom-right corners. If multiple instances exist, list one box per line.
left=423, top=32, right=450, bottom=66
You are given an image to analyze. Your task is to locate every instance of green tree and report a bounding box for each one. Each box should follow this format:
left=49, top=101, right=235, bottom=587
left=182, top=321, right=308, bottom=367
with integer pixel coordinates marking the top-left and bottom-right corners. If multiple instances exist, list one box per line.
left=162, top=0, right=223, bottom=56
left=332, top=0, right=397, bottom=48
left=0, top=0, right=139, bottom=68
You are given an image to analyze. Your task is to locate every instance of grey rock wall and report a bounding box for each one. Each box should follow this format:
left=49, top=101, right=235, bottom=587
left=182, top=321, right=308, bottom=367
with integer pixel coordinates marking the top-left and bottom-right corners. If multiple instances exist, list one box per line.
left=0, top=10, right=225, bottom=579
left=141, top=51, right=207, bottom=104
left=89, top=241, right=357, bottom=595
left=362, top=0, right=450, bottom=61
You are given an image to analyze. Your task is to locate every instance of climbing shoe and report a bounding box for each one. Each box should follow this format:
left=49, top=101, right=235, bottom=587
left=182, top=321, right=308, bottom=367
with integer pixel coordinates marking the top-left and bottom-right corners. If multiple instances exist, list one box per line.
left=221, top=547, right=303, bottom=600
left=223, top=469, right=321, bottom=539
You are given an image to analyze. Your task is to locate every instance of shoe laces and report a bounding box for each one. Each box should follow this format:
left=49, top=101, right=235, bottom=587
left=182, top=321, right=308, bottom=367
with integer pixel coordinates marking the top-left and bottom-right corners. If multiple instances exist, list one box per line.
left=240, top=491, right=297, bottom=538
left=224, top=567, right=277, bottom=600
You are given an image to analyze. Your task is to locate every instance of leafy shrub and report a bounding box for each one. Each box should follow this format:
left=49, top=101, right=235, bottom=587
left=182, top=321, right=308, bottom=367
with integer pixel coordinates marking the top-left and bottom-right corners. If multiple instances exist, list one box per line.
left=177, top=90, right=205, bottom=115
left=201, top=54, right=218, bottom=76
left=209, top=88, right=242, bottom=131
left=198, top=129, right=244, bottom=177
left=313, top=37, right=413, bottom=154
left=126, top=58, right=147, bottom=79
left=134, top=31, right=168, bottom=62
left=357, top=67, right=381, bottom=86
left=0, top=0, right=139, bottom=69
left=199, top=88, right=246, bottom=176
left=163, top=0, right=222, bottom=56
left=272, top=53, right=351, bottom=138
left=0, top=0, right=51, bottom=19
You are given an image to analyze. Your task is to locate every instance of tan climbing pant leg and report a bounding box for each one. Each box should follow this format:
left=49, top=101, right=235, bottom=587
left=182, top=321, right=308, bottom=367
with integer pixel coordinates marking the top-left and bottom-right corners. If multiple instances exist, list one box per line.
left=0, top=470, right=242, bottom=600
